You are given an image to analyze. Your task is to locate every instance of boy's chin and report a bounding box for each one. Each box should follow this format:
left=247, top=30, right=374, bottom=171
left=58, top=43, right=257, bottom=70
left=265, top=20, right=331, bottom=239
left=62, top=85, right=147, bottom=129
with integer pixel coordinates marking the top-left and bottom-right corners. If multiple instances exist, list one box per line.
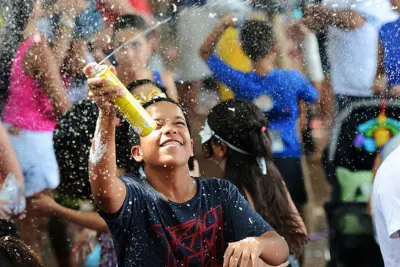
left=158, top=156, right=189, bottom=169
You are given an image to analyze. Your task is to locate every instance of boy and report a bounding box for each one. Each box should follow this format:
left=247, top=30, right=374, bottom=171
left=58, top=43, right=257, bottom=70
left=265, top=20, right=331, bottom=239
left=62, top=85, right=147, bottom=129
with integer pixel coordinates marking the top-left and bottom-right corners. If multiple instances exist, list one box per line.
left=84, top=64, right=289, bottom=266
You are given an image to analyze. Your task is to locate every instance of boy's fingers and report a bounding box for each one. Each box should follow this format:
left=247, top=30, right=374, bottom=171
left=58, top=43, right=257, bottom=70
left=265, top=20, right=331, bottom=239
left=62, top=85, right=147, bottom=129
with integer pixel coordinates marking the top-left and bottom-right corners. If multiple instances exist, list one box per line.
left=109, top=66, right=117, bottom=75
left=223, top=244, right=235, bottom=267
left=83, top=62, right=98, bottom=77
left=87, top=77, right=109, bottom=88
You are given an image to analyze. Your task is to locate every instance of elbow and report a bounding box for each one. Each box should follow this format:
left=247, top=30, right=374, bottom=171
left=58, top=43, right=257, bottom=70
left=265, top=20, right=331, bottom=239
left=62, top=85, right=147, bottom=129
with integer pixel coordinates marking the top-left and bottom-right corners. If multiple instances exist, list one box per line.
left=198, top=47, right=209, bottom=62
left=261, top=232, right=289, bottom=266
left=275, top=237, right=290, bottom=265
left=95, top=222, right=110, bottom=234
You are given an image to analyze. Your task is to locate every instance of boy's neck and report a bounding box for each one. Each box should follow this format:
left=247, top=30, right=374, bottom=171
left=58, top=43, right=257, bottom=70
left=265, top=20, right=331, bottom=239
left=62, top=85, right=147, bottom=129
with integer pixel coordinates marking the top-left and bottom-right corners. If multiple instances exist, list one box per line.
left=144, top=165, right=197, bottom=203
left=253, top=56, right=275, bottom=76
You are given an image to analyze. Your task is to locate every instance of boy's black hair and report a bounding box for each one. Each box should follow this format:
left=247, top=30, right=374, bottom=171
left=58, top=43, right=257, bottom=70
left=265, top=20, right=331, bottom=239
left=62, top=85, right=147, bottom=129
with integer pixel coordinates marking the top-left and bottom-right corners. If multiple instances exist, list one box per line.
left=127, top=79, right=168, bottom=95
left=240, top=20, right=275, bottom=62
left=202, top=99, right=307, bottom=258
left=114, top=14, right=148, bottom=37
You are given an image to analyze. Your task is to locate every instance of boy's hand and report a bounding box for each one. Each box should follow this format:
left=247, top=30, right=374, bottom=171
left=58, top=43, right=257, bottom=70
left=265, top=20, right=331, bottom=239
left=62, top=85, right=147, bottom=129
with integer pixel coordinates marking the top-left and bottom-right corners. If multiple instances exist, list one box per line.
left=223, top=237, right=264, bottom=267
left=84, top=63, right=125, bottom=115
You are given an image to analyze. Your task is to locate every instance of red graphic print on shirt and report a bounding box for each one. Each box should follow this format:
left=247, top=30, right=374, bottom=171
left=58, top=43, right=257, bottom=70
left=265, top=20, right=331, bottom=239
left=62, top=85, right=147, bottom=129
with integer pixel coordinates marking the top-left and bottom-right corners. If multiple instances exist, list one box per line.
left=151, top=205, right=225, bottom=267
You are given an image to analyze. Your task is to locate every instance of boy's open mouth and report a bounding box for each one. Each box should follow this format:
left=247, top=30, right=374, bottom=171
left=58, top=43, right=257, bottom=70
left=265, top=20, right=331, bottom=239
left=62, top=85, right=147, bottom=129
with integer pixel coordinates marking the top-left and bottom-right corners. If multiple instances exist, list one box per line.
left=160, top=140, right=183, bottom=147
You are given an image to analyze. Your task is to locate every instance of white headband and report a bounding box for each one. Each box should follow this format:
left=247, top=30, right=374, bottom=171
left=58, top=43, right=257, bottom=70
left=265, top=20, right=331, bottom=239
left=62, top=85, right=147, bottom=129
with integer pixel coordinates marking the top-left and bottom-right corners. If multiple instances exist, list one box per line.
left=199, top=120, right=267, bottom=175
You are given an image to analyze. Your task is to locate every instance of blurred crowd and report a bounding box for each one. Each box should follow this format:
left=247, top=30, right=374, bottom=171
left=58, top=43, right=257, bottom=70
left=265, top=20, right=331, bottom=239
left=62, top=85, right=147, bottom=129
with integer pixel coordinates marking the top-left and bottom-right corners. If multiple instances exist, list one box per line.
left=0, top=0, right=399, bottom=266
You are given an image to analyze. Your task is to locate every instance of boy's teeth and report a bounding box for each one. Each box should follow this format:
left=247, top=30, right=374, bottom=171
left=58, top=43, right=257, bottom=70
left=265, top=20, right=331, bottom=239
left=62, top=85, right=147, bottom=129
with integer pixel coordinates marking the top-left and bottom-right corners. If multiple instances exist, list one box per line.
left=163, top=141, right=181, bottom=147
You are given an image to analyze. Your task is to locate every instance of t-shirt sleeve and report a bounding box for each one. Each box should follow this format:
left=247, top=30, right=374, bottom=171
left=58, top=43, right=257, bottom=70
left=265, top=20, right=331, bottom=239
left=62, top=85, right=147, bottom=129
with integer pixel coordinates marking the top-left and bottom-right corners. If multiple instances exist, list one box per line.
left=294, top=71, right=318, bottom=103
left=222, top=180, right=274, bottom=241
left=206, top=54, right=246, bottom=93
left=98, top=176, right=144, bottom=232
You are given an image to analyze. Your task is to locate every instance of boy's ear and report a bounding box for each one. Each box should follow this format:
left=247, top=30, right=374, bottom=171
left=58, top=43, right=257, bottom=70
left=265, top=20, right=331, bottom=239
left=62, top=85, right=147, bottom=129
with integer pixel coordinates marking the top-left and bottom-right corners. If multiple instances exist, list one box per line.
left=131, top=145, right=144, bottom=163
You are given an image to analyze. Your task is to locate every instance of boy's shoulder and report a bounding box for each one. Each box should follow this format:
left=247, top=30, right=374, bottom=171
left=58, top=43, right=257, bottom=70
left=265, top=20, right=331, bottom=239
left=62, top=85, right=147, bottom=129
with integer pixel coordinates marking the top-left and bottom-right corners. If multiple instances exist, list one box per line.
left=198, top=177, right=237, bottom=193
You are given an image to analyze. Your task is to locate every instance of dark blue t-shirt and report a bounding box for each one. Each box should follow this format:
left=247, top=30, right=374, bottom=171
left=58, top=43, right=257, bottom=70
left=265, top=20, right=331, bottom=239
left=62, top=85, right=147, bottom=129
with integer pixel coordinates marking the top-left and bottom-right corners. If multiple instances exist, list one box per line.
left=99, top=173, right=273, bottom=267
left=379, top=19, right=400, bottom=89
left=207, top=54, right=318, bottom=158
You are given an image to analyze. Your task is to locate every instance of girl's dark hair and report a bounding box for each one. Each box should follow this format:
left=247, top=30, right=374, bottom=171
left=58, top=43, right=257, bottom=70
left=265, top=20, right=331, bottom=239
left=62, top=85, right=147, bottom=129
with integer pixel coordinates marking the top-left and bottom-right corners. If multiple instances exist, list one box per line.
left=0, top=236, right=44, bottom=267
left=203, top=99, right=307, bottom=257
left=129, top=97, right=196, bottom=171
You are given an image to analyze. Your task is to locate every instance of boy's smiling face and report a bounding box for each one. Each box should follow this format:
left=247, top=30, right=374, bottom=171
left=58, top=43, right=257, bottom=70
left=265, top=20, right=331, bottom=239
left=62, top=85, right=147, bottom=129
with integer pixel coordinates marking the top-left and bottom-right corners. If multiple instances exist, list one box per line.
left=114, top=28, right=152, bottom=70
left=132, top=101, right=193, bottom=169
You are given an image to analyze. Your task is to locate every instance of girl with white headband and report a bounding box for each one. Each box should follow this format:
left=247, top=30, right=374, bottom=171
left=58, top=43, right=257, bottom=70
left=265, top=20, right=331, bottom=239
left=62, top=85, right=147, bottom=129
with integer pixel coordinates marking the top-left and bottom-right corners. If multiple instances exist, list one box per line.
left=201, top=99, right=308, bottom=265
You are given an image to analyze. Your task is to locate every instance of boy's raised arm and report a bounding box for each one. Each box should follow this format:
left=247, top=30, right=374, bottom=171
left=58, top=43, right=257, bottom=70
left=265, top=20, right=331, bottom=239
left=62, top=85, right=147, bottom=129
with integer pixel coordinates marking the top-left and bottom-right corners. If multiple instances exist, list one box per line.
left=85, top=64, right=127, bottom=214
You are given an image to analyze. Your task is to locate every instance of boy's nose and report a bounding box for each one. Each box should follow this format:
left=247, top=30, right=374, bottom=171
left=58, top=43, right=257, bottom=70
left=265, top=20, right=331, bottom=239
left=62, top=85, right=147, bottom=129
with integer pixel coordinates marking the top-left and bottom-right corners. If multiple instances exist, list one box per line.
left=163, top=124, right=178, bottom=135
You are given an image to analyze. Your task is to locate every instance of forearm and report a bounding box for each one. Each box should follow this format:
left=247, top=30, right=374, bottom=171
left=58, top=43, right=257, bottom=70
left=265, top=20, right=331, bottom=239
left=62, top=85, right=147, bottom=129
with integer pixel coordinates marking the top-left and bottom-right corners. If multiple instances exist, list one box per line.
left=0, top=123, right=23, bottom=185
left=304, top=6, right=365, bottom=30
left=54, top=206, right=109, bottom=233
left=258, top=231, right=289, bottom=265
left=89, top=111, right=126, bottom=213
left=199, top=21, right=231, bottom=61
left=53, top=21, right=75, bottom=69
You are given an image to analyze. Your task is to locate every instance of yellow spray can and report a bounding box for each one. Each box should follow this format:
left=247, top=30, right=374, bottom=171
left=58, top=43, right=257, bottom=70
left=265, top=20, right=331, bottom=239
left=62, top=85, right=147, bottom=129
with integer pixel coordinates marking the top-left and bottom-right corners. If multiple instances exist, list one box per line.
left=92, top=65, right=156, bottom=136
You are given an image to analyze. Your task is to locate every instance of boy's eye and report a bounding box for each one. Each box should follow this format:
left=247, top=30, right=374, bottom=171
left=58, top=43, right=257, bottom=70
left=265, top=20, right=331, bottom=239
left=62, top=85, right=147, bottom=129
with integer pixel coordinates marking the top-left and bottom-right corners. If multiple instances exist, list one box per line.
left=156, top=123, right=163, bottom=129
left=176, top=121, right=186, bottom=126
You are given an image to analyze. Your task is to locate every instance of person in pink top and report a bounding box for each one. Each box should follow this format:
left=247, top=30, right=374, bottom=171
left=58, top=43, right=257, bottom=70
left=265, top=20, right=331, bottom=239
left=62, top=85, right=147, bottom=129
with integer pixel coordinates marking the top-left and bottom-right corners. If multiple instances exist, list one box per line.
left=2, top=0, right=86, bottom=258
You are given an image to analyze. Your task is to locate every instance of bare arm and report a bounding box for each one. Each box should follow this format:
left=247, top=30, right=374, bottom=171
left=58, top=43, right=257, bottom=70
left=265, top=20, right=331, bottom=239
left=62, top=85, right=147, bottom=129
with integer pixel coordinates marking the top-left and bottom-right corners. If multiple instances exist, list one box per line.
left=32, top=194, right=108, bottom=232
left=53, top=207, right=108, bottom=233
left=374, top=41, right=386, bottom=95
left=25, top=42, right=71, bottom=117
left=0, top=122, right=23, bottom=186
left=199, top=14, right=236, bottom=61
left=258, top=231, right=290, bottom=266
left=303, top=5, right=365, bottom=31
left=84, top=65, right=127, bottom=214
left=89, top=111, right=127, bottom=214
left=160, top=72, right=178, bottom=102
left=52, top=0, right=87, bottom=69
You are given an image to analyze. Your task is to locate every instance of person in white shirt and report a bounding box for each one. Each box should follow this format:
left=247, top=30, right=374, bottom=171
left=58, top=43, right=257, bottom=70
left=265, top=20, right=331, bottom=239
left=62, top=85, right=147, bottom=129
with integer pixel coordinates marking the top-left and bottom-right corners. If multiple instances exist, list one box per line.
left=372, top=135, right=400, bottom=267
left=300, top=0, right=398, bottom=112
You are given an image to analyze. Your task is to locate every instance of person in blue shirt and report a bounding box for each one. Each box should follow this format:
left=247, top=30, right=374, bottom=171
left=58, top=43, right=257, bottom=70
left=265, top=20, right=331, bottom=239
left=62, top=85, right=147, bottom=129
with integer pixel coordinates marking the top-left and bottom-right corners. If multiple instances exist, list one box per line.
left=83, top=63, right=289, bottom=267
left=375, top=0, right=400, bottom=97
left=199, top=15, right=318, bottom=208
